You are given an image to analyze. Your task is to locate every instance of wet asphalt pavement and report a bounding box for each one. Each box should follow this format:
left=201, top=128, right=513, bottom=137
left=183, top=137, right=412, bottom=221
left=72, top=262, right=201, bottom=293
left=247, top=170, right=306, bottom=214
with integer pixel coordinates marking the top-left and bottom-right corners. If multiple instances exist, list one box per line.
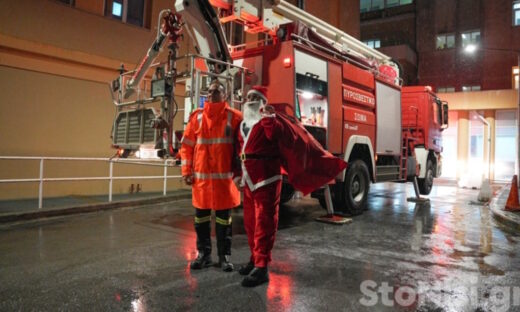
left=1, top=183, right=519, bottom=311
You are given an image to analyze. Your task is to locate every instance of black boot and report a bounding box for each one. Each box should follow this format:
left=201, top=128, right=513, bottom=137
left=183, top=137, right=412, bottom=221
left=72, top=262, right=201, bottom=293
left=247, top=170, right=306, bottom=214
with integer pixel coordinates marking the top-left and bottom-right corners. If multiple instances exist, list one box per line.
left=238, top=261, right=254, bottom=276
left=218, top=255, right=234, bottom=272
left=190, top=253, right=212, bottom=270
left=241, top=267, right=269, bottom=287
left=216, top=210, right=233, bottom=272
left=192, top=209, right=212, bottom=270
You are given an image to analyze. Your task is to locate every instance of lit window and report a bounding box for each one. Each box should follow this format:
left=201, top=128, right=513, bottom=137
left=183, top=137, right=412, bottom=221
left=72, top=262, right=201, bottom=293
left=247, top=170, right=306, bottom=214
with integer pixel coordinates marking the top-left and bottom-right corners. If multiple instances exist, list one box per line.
left=371, top=0, right=384, bottom=10
left=363, top=39, right=381, bottom=48
left=436, top=34, right=455, bottom=50
left=437, top=87, right=455, bottom=93
left=387, top=0, right=399, bottom=7
left=462, top=85, right=481, bottom=92
left=360, top=0, right=413, bottom=12
left=360, top=0, right=371, bottom=12
left=112, top=1, right=122, bottom=17
left=461, top=30, right=480, bottom=48
left=106, top=0, right=146, bottom=27
left=514, top=1, right=520, bottom=26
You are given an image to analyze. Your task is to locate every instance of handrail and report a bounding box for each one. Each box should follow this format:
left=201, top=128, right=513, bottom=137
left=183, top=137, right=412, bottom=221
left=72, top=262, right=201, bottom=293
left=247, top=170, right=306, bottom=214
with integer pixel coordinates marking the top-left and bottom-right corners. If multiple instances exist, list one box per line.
left=0, top=156, right=183, bottom=209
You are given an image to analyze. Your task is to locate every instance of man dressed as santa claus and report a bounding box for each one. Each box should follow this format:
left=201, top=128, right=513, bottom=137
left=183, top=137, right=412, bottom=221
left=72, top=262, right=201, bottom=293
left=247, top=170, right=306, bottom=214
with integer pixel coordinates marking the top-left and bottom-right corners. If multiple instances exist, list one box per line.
left=237, top=86, right=347, bottom=287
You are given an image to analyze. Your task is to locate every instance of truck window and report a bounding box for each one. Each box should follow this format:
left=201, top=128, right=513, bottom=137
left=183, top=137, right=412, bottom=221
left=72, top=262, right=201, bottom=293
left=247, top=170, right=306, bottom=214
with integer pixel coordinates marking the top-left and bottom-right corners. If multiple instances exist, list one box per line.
left=294, top=50, right=329, bottom=129
left=432, top=98, right=442, bottom=125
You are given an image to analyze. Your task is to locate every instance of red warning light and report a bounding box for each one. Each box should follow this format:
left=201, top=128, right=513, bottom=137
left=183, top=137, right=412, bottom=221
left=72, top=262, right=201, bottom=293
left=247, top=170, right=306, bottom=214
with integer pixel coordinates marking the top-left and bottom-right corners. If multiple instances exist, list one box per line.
left=283, top=57, right=292, bottom=68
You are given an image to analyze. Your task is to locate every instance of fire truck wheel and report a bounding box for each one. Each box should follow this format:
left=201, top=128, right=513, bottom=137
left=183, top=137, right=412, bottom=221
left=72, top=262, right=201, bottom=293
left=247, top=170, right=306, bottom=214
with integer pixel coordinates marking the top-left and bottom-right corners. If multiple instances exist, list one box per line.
left=418, top=160, right=434, bottom=195
left=343, top=160, right=370, bottom=215
left=280, top=182, right=295, bottom=205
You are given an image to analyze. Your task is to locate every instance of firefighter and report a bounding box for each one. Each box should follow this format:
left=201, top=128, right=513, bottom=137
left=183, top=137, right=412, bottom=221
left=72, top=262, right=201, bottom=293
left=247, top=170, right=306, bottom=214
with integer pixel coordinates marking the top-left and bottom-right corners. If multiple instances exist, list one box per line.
left=237, top=86, right=347, bottom=287
left=180, top=80, right=243, bottom=272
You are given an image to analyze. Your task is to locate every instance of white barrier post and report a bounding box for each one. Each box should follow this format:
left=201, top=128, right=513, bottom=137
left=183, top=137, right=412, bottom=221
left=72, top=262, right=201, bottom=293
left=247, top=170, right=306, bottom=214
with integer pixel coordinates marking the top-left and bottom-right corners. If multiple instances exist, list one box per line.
left=38, top=158, right=44, bottom=209
left=163, top=159, right=168, bottom=196
left=109, top=161, right=113, bottom=202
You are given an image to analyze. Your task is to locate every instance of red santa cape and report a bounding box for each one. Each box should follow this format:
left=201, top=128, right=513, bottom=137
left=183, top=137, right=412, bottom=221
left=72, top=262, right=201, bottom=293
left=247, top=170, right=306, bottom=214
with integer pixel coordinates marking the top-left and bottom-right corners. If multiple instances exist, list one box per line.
left=269, top=112, right=347, bottom=195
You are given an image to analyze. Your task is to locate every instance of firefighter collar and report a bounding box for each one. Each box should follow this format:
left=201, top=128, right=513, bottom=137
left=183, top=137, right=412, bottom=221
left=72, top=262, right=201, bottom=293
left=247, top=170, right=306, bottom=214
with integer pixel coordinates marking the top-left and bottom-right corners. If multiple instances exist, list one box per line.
left=204, top=101, right=227, bottom=118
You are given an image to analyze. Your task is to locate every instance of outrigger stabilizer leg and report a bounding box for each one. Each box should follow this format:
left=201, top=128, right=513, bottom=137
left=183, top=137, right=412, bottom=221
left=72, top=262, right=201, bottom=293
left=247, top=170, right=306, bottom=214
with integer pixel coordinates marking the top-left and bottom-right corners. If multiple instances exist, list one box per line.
left=315, top=185, right=352, bottom=225
left=407, top=176, right=430, bottom=204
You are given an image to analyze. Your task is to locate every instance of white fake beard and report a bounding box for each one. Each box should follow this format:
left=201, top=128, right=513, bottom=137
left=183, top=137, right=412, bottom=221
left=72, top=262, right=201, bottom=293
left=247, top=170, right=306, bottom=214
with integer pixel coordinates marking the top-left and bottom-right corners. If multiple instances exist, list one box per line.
left=243, top=101, right=264, bottom=128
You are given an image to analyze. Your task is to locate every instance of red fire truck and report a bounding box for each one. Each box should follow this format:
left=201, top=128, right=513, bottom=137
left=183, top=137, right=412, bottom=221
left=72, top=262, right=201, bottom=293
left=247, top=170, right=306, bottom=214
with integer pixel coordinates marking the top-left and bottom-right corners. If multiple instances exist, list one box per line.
left=401, top=86, right=449, bottom=195
left=109, top=0, right=448, bottom=215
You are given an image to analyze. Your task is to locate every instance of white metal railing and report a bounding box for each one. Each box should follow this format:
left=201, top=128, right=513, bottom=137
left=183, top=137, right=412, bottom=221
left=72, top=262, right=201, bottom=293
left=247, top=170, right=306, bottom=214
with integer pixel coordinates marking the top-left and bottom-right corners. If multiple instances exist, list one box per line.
left=0, top=156, right=183, bottom=209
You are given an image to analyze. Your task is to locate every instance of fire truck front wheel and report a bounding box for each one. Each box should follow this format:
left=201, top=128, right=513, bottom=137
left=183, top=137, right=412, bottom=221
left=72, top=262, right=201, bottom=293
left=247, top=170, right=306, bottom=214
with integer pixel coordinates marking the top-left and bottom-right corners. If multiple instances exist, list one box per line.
left=342, top=160, right=370, bottom=215
left=418, top=160, right=434, bottom=195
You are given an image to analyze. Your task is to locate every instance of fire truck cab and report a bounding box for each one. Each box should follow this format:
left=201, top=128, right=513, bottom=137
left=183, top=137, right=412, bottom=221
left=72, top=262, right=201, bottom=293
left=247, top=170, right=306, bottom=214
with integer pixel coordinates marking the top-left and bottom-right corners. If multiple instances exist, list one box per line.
left=402, top=86, right=449, bottom=195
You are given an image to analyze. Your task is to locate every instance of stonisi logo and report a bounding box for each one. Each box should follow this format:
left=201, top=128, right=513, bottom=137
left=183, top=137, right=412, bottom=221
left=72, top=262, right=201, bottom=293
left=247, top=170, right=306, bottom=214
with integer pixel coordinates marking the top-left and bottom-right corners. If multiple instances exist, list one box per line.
left=359, top=279, right=520, bottom=311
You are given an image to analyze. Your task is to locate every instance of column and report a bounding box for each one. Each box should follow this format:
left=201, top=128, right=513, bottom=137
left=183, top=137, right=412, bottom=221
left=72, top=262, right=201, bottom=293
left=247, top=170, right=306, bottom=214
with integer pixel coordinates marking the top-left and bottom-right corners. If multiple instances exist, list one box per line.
left=457, top=111, right=469, bottom=180
left=484, top=110, right=495, bottom=181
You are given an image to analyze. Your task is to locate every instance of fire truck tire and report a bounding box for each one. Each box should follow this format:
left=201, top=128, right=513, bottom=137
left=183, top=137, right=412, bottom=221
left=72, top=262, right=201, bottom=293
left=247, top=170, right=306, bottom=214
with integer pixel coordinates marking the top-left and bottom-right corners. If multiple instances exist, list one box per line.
left=280, top=182, right=295, bottom=205
left=418, top=160, right=434, bottom=195
left=342, top=160, right=370, bottom=215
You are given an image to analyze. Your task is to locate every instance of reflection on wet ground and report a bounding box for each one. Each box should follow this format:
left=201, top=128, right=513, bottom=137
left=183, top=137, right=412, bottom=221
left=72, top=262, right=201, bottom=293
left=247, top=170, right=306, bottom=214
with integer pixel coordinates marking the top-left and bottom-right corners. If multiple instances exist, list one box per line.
left=150, top=196, right=321, bottom=236
left=0, top=183, right=519, bottom=311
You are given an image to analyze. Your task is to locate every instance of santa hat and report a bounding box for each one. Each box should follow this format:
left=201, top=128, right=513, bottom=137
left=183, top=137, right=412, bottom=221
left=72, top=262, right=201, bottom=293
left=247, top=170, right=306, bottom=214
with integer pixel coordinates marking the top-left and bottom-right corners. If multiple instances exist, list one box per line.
left=246, top=86, right=268, bottom=103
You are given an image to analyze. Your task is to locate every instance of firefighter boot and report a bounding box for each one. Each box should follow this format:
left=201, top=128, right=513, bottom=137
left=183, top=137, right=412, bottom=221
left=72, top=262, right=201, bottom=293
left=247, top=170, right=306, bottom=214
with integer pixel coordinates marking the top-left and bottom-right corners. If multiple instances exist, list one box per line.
left=216, top=210, right=234, bottom=272
left=241, top=267, right=269, bottom=287
left=191, top=209, right=212, bottom=270
left=190, top=253, right=212, bottom=270
left=238, top=261, right=255, bottom=276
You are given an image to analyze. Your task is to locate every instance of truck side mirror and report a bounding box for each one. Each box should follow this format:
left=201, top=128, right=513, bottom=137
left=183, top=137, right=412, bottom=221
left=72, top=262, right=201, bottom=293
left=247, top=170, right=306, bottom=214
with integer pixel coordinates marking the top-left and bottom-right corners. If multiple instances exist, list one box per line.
left=442, top=102, right=449, bottom=129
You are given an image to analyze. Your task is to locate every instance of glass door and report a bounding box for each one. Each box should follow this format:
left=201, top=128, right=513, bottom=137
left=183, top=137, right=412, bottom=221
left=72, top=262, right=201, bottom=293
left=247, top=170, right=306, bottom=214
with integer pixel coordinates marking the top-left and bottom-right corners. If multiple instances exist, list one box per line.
left=494, top=110, right=517, bottom=181
left=441, top=111, right=458, bottom=178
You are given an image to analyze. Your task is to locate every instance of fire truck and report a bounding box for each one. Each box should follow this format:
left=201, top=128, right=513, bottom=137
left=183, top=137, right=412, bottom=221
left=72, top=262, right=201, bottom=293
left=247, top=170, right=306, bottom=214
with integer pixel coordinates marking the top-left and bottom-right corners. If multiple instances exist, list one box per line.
left=108, top=0, right=448, bottom=215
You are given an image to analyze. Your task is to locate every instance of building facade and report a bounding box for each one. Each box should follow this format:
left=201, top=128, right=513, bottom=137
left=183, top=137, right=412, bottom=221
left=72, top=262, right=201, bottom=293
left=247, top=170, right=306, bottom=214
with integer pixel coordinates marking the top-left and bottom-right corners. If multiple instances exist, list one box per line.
left=0, top=0, right=189, bottom=200
left=361, top=0, right=520, bottom=182
left=0, top=0, right=360, bottom=200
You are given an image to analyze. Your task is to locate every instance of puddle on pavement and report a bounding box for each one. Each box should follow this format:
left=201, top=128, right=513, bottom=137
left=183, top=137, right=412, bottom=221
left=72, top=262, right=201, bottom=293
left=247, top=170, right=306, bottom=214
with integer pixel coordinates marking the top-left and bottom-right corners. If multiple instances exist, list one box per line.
left=150, top=211, right=247, bottom=235
left=149, top=199, right=320, bottom=235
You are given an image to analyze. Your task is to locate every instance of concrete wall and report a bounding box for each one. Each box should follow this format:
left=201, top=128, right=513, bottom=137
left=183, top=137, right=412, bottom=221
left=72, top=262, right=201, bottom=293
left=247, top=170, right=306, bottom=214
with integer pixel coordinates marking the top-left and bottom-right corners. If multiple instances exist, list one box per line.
left=439, top=89, right=519, bottom=111
left=0, top=0, right=188, bottom=200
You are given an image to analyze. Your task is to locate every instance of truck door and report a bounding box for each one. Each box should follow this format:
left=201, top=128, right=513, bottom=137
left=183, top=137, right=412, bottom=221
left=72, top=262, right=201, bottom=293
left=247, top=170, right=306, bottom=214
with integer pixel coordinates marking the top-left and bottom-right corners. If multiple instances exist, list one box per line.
left=442, top=101, right=449, bottom=129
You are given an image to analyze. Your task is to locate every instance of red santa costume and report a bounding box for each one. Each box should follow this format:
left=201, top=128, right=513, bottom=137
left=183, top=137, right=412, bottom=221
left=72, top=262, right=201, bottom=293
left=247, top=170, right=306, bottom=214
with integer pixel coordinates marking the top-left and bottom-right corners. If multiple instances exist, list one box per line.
left=238, top=86, right=347, bottom=287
